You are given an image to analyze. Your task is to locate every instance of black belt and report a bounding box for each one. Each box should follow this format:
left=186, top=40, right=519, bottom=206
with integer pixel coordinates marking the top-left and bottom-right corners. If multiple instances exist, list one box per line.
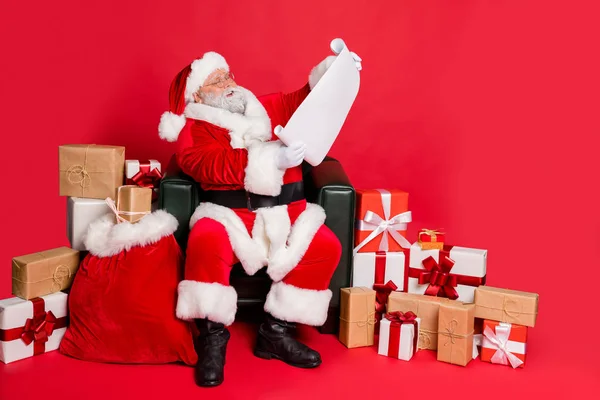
left=204, top=181, right=305, bottom=211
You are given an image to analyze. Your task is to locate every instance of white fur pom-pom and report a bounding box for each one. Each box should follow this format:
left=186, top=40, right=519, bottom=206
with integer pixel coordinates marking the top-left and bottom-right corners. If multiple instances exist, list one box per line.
left=158, top=111, right=187, bottom=142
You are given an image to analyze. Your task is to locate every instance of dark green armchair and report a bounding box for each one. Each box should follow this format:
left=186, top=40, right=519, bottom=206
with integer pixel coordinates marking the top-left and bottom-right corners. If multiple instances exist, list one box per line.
left=158, top=155, right=355, bottom=334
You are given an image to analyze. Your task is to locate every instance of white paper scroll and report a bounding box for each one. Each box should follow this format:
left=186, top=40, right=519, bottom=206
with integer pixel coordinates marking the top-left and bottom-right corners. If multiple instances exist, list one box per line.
left=276, top=39, right=361, bottom=166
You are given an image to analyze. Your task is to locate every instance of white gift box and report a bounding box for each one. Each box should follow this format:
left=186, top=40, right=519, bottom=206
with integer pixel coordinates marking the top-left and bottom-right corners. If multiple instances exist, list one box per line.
left=408, top=242, right=487, bottom=303
left=378, top=315, right=420, bottom=361
left=125, top=159, right=161, bottom=180
left=352, top=252, right=406, bottom=291
left=0, top=292, right=68, bottom=364
left=67, top=197, right=111, bottom=251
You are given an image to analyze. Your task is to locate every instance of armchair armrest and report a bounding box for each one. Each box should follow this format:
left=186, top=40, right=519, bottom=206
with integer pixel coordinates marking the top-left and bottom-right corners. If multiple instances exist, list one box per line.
left=158, top=156, right=199, bottom=251
left=303, top=157, right=355, bottom=316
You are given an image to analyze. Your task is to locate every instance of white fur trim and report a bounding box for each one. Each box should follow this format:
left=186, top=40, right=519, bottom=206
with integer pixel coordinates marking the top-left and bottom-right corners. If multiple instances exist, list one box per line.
left=189, top=202, right=326, bottom=281
left=158, top=111, right=187, bottom=142
left=244, top=140, right=285, bottom=196
left=189, top=203, right=268, bottom=276
left=265, top=203, right=326, bottom=282
left=185, top=52, right=229, bottom=103
left=84, top=210, right=178, bottom=257
left=184, top=87, right=272, bottom=148
left=264, top=281, right=332, bottom=326
left=309, top=56, right=336, bottom=90
left=176, top=280, right=237, bottom=326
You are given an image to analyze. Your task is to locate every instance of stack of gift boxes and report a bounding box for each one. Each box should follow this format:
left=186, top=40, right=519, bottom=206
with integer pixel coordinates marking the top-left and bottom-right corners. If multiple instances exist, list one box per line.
left=0, top=144, right=163, bottom=364
left=340, top=188, right=539, bottom=369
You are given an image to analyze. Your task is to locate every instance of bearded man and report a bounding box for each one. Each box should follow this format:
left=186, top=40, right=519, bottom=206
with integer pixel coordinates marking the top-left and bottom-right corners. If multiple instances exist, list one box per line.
left=158, top=48, right=361, bottom=387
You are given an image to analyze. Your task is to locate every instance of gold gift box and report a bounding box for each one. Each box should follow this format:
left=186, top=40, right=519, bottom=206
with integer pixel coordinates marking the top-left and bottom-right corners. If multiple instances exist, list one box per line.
left=59, top=144, right=125, bottom=199
left=12, top=247, right=80, bottom=300
left=387, top=292, right=461, bottom=350
left=339, top=287, right=376, bottom=348
left=437, top=303, right=475, bottom=366
left=474, top=286, right=539, bottom=327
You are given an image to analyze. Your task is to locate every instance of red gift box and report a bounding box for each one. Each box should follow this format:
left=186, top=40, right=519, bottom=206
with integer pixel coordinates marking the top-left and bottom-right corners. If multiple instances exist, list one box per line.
left=481, top=320, right=527, bottom=368
left=354, top=189, right=411, bottom=254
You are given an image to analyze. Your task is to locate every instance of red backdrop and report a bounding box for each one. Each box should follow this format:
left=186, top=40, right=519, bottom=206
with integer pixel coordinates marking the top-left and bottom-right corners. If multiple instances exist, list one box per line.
left=0, top=0, right=598, bottom=395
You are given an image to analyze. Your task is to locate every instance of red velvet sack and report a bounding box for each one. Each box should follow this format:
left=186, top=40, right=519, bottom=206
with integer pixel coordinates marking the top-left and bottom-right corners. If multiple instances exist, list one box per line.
left=59, top=210, right=198, bottom=365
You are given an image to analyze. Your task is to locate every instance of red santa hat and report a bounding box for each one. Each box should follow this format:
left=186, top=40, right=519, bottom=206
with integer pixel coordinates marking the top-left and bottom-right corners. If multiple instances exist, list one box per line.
left=158, top=52, right=229, bottom=142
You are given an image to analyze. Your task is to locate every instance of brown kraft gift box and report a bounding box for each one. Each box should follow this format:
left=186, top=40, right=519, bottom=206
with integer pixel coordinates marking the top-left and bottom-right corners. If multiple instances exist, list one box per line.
left=339, top=287, right=377, bottom=348
left=59, top=144, right=125, bottom=199
left=387, top=292, right=460, bottom=350
left=12, top=247, right=80, bottom=300
left=474, top=286, right=539, bottom=327
left=437, top=303, right=475, bottom=366
left=116, top=186, right=153, bottom=223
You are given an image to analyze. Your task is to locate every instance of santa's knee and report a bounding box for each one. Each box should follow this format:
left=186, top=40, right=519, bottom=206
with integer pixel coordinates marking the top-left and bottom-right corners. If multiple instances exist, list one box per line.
left=184, top=218, right=235, bottom=283
left=311, top=226, right=343, bottom=272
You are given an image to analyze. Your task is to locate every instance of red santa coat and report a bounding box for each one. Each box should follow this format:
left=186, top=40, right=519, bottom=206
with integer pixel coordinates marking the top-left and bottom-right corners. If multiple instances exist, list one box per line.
left=174, top=84, right=327, bottom=282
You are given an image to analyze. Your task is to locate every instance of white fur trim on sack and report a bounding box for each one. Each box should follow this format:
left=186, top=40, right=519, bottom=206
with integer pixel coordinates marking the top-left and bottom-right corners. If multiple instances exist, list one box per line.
left=158, top=111, right=187, bottom=142
left=176, top=280, right=237, bottom=326
left=264, top=281, right=332, bottom=326
left=244, top=140, right=285, bottom=196
left=84, top=210, right=178, bottom=258
left=309, top=55, right=336, bottom=90
left=185, top=52, right=230, bottom=103
left=184, top=87, right=272, bottom=147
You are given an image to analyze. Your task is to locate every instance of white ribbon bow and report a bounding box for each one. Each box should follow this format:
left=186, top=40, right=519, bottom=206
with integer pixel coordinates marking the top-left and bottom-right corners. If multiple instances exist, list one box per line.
left=105, top=197, right=149, bottom=224
left=482, top=324, right=524, bottom=369
left=472, top=333, right=482, bottom=359
left=353, top=189, right=412, bottom=254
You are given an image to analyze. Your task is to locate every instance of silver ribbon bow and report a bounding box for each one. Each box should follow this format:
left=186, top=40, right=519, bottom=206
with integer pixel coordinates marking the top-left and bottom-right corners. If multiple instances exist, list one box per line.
left=354, top=189, right=412, bottom=254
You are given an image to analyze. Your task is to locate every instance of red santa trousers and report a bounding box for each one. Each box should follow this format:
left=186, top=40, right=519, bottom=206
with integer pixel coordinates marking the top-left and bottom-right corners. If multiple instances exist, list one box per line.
left=175, top=199, right=341, bottom=327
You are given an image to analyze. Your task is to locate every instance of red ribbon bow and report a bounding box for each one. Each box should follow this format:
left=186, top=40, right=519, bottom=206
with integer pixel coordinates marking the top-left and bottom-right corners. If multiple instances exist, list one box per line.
left=418, top=255, right=459, bottom=300
left=385, top=310, right=417, bottom=324
left=131, top=167, right=163, bottom=189
left=21, top=310, right=57, bottom=346
left=373, top=280, right=398, bottom=333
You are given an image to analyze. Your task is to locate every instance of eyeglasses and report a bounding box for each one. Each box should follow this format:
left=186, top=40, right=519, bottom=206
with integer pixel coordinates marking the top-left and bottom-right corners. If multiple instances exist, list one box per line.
left=203, top=72, right=236, bottom=88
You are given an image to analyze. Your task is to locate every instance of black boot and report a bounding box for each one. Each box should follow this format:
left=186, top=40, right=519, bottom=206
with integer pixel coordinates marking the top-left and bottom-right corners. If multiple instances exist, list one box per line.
left=254, top=314, right=321, bottom=368
left=194, top=319, right=230, bottom=387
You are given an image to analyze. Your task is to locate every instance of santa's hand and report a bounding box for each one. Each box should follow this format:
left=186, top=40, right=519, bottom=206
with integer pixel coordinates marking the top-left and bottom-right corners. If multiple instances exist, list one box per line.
left=276, top=140, right=306, bottom=170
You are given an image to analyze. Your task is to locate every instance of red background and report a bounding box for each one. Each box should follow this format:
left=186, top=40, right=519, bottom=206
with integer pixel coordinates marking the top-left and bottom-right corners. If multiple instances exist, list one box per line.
left=1, top=0, right=598, bottom=398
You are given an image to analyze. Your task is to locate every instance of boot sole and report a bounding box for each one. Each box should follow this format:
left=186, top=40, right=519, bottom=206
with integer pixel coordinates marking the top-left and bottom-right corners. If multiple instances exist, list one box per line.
left=254, top=349, right=322, bottom=369
left=196, top=379, right=223, bottom=388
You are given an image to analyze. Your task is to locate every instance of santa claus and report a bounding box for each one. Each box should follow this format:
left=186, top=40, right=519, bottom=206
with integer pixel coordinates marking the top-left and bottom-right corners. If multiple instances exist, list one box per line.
left=158, top=46, right=361, bottom=387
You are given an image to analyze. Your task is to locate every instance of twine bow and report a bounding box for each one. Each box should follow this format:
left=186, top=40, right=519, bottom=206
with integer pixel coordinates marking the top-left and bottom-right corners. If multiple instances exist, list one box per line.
left=66, top=145, right=92, bottom=189
left=483, top=324, right=524, bottom=369
left=441, top=319, right=461, bottom=346
left=51, top=264, right=72, bottom=292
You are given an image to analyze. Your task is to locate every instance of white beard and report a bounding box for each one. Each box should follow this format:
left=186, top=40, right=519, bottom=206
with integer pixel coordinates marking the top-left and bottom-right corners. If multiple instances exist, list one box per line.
left=200, top=87, right=247, bottom=114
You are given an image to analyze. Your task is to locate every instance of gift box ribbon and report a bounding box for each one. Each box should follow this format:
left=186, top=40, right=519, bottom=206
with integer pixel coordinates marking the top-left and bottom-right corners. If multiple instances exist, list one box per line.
left=407, top=247, right=486, bottom=300
left=418, top=229, right=444, bottom=243
left=129, top=161, right=163, bottom=189
left=482, top=323, right=525, bottom=369
left=384, top=311, right=419, bottom=358
left=371, top=252, right=400, bottom=333
left=354, top=189, right=412, bottom=254
left=0, top=298, right=68, bottom=356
